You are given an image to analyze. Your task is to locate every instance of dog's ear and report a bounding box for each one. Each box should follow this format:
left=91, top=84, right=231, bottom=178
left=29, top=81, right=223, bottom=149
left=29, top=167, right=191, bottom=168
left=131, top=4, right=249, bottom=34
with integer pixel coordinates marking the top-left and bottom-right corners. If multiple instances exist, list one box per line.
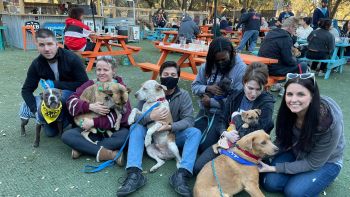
left=255, top=109, right=262, bottom=116
left=241, top=111, right=248, bottom=119
left=237, top=133, right=254, bottom=151
left=156, top=84, right=167, bottom=91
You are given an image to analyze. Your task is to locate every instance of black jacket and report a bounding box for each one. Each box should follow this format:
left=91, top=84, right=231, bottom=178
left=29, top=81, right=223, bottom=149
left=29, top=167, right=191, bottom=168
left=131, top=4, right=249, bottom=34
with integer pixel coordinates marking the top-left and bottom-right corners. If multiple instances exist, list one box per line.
left=312, top=8, right=329, bottom=29
left=21, top=48, right=89, bottom=113
left=237, top=12, right=261, bottom=31
left=218, top=89, right=275, bottom=135
left=258, top=28, right=296, bottom=70
left=307, top=28, right=335, bottom=54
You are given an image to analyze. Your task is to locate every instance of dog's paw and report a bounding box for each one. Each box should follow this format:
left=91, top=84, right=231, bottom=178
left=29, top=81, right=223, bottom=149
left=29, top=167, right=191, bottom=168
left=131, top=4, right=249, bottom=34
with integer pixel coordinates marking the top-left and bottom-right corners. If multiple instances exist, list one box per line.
left=127, top=109, right=137, bottom=125
left=212, top=144, right=219, bottom=154
left=144, top=136, right=152, bottom=147
left=114, top=123, right=120, bottom=131
left=242, top=123, right=249, bottom=129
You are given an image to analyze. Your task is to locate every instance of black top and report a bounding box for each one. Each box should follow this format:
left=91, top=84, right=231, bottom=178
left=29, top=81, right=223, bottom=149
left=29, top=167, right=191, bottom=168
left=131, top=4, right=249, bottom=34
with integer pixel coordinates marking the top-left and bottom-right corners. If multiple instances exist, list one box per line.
left=21, top=48, right=89, bottom=113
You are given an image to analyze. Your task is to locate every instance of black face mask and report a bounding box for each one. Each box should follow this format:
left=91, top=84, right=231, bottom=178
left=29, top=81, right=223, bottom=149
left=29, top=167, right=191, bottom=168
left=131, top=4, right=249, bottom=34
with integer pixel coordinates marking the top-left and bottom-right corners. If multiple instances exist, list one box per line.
left=160, top=77, right=179, bottom=90
left=216, top=60, right=232, bottom=73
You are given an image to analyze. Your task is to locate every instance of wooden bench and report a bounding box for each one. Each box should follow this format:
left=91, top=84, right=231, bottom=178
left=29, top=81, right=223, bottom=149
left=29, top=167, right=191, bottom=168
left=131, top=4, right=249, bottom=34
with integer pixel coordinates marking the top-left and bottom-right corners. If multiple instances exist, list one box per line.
left=265, top=76, right=286, bottom=90
left=109, top=43, right=142, bottom=53
left=193, top=57, right=206, bottom=65
left=137, top=62, right=197, bottom=81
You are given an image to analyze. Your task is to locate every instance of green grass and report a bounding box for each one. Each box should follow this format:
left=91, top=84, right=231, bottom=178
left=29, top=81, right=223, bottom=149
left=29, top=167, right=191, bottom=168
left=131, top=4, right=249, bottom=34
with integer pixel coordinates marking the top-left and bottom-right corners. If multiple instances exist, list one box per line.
left=0, top=40, right=349, bottom=197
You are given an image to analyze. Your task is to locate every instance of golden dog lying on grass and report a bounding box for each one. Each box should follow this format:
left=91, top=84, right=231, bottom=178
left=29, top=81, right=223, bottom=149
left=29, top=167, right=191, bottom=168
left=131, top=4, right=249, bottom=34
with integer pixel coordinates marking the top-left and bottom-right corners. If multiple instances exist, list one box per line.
left=194, top=130, right=278, bottom=197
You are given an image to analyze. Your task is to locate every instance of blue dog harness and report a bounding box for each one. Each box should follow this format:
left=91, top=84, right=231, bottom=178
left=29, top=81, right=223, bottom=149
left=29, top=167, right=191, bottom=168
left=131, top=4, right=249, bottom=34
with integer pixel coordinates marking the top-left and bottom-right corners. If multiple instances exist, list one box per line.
left=219, top=149, right=257, bottom=166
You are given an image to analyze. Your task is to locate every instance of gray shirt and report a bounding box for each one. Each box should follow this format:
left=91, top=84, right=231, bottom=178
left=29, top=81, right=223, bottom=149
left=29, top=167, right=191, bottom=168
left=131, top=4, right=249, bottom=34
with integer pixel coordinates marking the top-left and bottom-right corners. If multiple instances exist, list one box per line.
left=275, top=96, right=345, bottom=174
left=191, top=55, right=247, bottom=114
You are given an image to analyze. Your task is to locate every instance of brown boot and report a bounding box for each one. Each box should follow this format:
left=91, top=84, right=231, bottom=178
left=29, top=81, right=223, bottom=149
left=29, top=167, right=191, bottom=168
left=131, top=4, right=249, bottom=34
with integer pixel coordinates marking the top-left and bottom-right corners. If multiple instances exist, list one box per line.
left=71, top=149, right=81, bottom=159
left=116, top=151, right=125, bottom=167
left=96, top=146, right=117, bottom=162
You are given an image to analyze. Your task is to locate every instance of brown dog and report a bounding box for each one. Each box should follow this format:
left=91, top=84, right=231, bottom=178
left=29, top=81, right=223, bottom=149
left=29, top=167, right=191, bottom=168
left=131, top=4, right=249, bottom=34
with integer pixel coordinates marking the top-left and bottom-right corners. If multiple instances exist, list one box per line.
left=194, top=130, right=278, bottom=197
left=74, top=81, right=129, bottom=144
left=241, top=109, right=261, bottom=129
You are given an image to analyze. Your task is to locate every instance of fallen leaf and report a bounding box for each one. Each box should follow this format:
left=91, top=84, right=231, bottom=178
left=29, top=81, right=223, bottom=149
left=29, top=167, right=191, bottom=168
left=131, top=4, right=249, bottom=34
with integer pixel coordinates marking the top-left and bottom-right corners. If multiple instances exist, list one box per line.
left=2, top=133, right=6, bottom=136
left=159, top=174, right=163, bottom=177
left=70, top=186, right=75, bottom=189
left=54, top=188, right=59, bottom=192
left=41, top=176, right=45, bottom=180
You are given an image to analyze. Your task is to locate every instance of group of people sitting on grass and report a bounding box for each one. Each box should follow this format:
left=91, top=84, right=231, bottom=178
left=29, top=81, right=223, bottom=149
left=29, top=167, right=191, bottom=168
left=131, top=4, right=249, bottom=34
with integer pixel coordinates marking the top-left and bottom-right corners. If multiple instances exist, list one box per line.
left=19, top=27, right=345, bottom=197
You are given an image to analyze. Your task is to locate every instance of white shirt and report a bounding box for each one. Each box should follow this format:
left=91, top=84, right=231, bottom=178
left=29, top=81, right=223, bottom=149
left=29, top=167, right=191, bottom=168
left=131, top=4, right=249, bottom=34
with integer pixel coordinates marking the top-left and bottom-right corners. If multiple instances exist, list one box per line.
left=296, top=26, right=313, bottom=40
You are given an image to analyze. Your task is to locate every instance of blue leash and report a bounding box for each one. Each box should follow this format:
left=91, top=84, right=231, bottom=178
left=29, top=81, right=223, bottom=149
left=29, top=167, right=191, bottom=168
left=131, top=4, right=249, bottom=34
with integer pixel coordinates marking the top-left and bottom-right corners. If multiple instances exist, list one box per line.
left=82, top=102, right=160, bottom=173
left=195, top=111, right=216, bottom=144
left=211, top=159, right=224, bottom=197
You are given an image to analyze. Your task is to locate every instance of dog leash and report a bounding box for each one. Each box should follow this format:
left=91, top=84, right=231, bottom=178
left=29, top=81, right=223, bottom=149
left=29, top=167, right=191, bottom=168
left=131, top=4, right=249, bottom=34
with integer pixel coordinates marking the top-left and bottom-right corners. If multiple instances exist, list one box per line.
left=211, top=159, right=224, bottom=197
left=195, top=109, right=217, bottom=144
left=82, top=102, right=161, bottom=173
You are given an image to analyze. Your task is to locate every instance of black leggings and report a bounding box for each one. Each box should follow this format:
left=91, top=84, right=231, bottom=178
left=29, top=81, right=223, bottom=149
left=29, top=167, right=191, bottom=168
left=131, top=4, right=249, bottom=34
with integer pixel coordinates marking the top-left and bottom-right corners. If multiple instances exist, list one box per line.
left=306, top=50, right=330, bottom=72
left=193, top=145, right=218, bottom=175
left=194, top=110, right=222, bottom=153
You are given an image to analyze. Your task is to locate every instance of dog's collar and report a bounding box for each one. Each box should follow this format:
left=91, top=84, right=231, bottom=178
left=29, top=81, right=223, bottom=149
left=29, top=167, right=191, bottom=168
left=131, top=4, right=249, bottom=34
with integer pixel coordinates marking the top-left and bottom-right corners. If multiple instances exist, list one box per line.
left=236, top=145, right=260, bottom=161
left=156, top=97, right=166, bottom=102
left=40, top=101, right=62, bottom=124
left=219, top=149, right=256, bottom=166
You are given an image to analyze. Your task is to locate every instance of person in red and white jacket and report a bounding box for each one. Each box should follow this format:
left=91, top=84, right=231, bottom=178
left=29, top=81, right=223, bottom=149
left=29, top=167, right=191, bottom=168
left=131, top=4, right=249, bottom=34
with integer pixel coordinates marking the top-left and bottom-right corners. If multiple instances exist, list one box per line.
left=64, top=7, right=95, bottom=51
left=62, top=56, right=131, bottom=166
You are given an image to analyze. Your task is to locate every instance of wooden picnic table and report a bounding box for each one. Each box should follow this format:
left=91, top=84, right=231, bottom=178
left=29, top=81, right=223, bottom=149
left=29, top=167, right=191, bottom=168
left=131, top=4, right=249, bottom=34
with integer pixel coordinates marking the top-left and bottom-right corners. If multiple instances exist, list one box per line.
left=139, top=44, right=278, bottom=80
left=161, top=31, right=178, bottom=44
left=197, top=33, right=214, bottom=44
left=82, top=34, right=138, bottom=71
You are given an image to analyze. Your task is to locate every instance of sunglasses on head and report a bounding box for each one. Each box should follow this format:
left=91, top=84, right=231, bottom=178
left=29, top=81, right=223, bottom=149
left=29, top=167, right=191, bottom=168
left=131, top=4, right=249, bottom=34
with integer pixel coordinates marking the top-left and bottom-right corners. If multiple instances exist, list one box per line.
left=286, top=73, right=315, bottom=85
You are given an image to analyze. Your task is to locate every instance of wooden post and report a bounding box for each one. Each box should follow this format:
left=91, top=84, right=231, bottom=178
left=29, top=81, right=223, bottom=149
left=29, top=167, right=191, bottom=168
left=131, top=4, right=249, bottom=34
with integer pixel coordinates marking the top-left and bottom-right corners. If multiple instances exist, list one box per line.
left=0, top=0, right=4, bottom=13
left=19, top=0, right=25, bottom=14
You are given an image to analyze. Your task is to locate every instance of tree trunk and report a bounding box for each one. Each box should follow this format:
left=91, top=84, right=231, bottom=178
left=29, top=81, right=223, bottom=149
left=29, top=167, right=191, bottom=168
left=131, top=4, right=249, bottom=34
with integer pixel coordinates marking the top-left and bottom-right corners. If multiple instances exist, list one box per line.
left=330, top=0, right=343, bottom=18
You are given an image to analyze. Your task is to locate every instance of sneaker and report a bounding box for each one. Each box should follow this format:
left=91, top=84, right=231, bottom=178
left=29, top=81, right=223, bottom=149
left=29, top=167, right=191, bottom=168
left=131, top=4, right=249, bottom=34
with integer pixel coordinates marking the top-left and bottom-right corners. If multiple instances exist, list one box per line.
left=169, top=168, right=192, bottom=197
left=278, top=87, right=285, bottom=97
left=270, top=83, right=281, bottom=92
left=71, top=149, right=81, bottom=159
left=318, top=71, right=325, bottom=77
left=117, top=169, right=147, bottom=197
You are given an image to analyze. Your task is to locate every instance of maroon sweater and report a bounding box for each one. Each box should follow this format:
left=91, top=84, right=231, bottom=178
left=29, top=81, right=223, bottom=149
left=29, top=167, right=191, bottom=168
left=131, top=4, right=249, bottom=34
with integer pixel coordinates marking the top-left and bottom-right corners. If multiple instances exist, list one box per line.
left=66, top=77, right=131, bottom=129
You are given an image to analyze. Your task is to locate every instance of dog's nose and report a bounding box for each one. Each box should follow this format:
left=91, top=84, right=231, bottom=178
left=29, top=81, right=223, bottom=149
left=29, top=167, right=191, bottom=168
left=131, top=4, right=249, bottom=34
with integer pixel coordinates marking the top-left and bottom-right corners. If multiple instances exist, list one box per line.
left=49, top=96, right=56, bottom=101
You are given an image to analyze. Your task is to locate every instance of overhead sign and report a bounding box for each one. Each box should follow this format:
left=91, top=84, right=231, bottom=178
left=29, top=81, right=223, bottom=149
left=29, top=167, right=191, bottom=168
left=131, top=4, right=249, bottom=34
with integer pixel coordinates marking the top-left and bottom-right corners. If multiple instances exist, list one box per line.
left=25, top=21, right=40, bottom=32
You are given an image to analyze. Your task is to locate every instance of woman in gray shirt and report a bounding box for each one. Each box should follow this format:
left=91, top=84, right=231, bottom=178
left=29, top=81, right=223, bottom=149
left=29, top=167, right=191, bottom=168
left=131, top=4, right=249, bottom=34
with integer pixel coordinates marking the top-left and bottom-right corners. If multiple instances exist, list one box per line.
left=259, top=73, right=345, bottom=196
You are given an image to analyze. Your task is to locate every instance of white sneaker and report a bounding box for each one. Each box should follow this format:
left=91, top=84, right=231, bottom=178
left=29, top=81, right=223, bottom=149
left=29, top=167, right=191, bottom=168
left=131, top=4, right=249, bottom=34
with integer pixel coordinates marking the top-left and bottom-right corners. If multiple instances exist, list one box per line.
left=278, top=87, right=285, bottom=97
left=318, top=71, right=325, bottom=77
left=270, top=83, right=282, bottom=92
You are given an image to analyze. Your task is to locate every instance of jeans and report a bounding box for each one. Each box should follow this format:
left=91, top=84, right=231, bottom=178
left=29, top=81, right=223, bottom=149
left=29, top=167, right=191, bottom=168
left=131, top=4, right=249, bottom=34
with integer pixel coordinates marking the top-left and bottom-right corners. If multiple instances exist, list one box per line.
left=35, top=90, right=74, bottom=137
left=126, top=124, right=201, bottom=174
left=262, top=151, right=341, bottom=197
left=237, top=30, right=259, bottom=52
left=306, top=50, right=330, bottom=72
left=61, top=127, right=129, bottom=156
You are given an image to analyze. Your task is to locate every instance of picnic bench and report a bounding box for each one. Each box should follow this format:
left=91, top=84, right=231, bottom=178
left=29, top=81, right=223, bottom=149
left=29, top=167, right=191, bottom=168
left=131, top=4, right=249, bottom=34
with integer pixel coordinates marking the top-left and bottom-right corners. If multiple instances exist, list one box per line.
left=81, top=34, right=140, bottom=71
left=137, top=62, right=196, bottom=81
left=296, top=41, right=350, bottom=79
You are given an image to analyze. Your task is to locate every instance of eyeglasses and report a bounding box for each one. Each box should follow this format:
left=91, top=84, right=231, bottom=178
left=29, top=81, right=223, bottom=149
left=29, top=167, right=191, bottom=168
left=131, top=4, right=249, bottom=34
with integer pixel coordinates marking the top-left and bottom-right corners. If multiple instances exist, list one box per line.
left=286, top=73, right=315, bottom=85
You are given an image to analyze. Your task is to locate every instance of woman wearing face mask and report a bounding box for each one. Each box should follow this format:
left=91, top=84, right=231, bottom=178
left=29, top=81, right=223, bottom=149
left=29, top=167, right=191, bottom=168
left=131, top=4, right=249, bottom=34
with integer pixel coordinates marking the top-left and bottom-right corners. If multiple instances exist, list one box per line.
left=117, top=61, right=201, bottom=197
left=192, top=37, right=247, bottom=153
left=193, top=62, right=275, bottom=175
left=61, top=56, right=131, bottom=166
left=259, top=73, right=344, bottom=196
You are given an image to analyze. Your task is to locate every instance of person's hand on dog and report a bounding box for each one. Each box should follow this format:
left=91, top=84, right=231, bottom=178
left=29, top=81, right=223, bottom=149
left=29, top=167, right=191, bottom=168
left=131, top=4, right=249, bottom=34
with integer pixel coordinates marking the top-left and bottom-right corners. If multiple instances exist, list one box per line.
left=81, top=118, right=94, bottom=131
left=89, top=102, right=110, bottom=115
left=222, top=130, right=240, bottom=143
left=201, top=94, right=211, bottom=108
left=40, top=79, right=54, bottom=90
left=150, top=107, right=169, bottom=121
left=157, top=121, right=172, bottom=131
left=258, top=161, right=276, bottom=173
left=206, top=85, right=223, bottom=96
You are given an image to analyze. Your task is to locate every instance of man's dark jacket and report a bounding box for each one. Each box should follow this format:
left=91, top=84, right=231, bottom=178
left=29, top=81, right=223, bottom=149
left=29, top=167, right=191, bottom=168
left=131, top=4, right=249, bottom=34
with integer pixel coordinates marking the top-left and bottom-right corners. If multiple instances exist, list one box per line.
left=21, top=48, right=89, bottom=113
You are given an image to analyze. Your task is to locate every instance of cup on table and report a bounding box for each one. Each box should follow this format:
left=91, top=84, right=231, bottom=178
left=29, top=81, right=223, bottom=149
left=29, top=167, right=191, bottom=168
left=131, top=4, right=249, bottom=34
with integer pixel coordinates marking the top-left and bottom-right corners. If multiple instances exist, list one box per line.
left=179, top=37, right=186, bottom=48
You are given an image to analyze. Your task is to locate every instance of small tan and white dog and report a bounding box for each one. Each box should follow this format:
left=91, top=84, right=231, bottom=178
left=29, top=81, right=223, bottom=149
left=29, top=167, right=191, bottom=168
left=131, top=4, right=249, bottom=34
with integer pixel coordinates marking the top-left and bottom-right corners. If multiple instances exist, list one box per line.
left=128, top=80, right=182, bottom=172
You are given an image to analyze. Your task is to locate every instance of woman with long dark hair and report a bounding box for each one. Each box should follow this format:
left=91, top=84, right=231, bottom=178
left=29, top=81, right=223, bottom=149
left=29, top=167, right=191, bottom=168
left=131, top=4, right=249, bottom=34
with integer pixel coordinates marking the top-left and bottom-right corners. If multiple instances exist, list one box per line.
left=192, top=37, right=247, bottom=153
left=259, top=73, right=345, bottom=196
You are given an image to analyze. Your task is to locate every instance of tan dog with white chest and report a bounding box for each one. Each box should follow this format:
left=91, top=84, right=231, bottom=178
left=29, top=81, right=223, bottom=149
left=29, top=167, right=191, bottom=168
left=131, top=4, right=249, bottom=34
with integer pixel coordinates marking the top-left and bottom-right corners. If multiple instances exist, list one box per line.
left=194, top=130, right=278, bottom=197
left=128, top=80, right=182, bottom=172
left=74, top=81, right=129, bottom=144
